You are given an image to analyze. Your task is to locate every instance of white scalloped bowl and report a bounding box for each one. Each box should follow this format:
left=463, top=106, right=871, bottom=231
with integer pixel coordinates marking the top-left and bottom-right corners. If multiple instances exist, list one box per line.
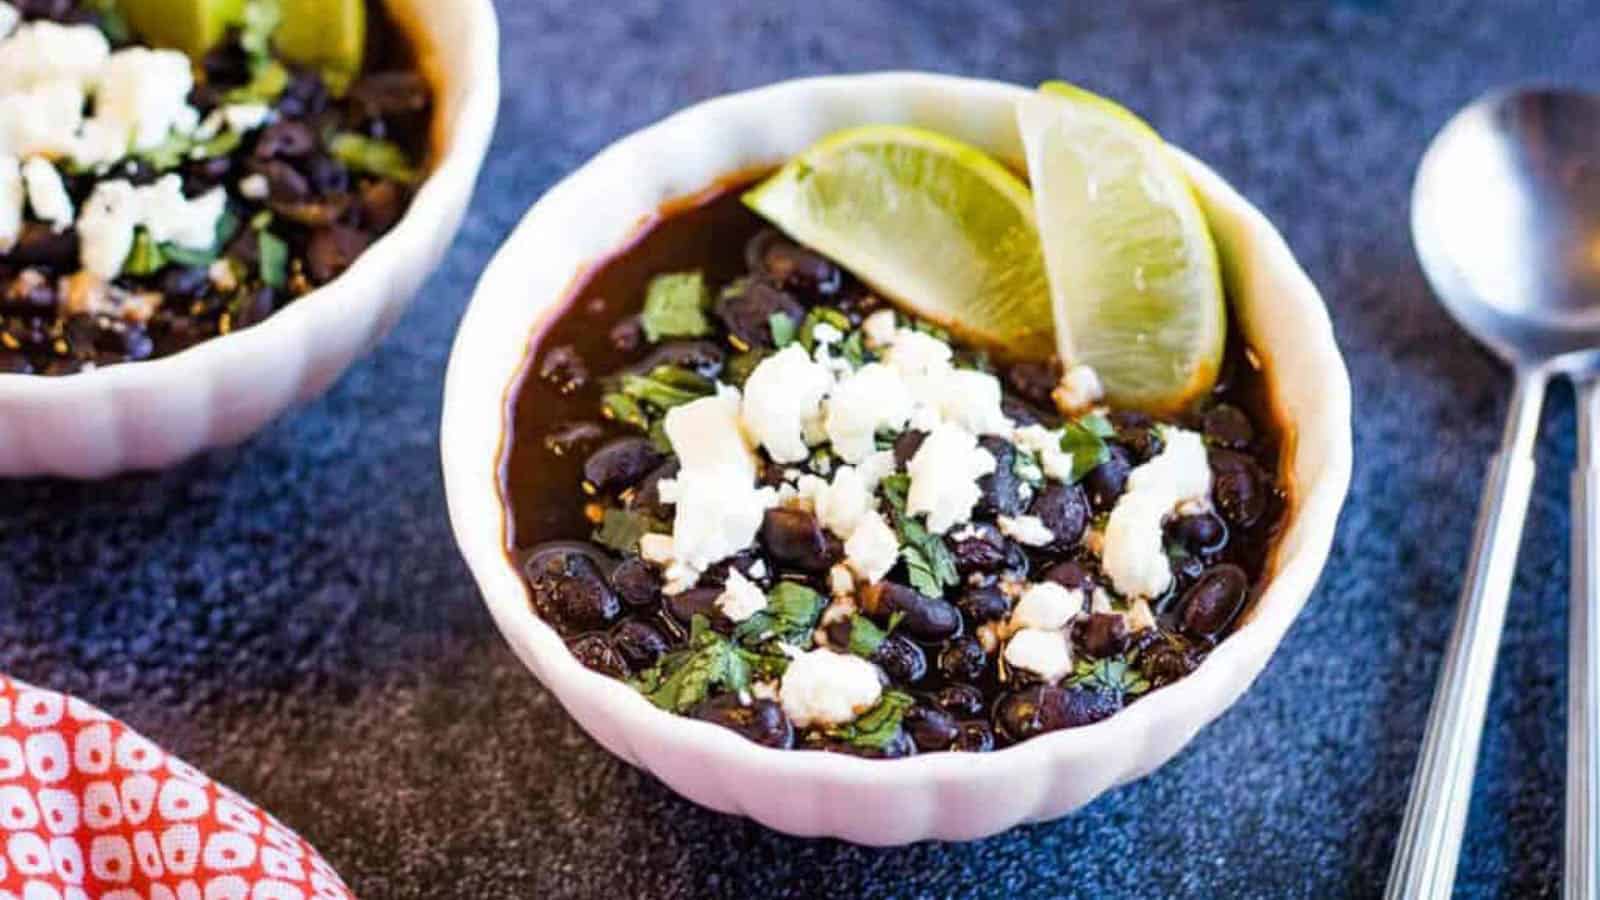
left=0, top=0, right=499, bottom=478
left=443, top=73, right=1352, bottom=844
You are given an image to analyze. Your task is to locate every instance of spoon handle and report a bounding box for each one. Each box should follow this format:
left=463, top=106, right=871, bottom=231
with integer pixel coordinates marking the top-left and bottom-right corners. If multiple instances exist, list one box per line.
left=1387, top=366, right=1548, bottom=900
left=1570, top=378, right=1600, bottom=900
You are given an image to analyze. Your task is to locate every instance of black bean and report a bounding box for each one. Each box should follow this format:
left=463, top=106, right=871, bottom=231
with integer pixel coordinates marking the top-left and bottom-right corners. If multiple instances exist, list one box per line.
left=271, top=195, right=351, bottom=228
left=1167, top=511, right=1227, bottom=554
left=975, top=437, right=1027, bottom=517
left=356, top=178, right=406, bottom=232
left=0, top=351, right=31, bottom=374
left=746, top=230, right=843, bottom=297
left=631, top=340, right=725, bottom=380
left=305, top=226, right=372, bottom=285
left=953, top=721, right=996, bottom=752
left=713, top=279, right=804, bottom=349
left=1040, top=559, right=1094, bottom=592
left=947, top=525, right=1009, bottom=575
left=1001, top=396, right=1054, bottom=428
left=608, top=558, right=661, bottom=610
left=628, top=460, right=680, bottom=520
left=254, top=121, right=317, bottom=159
left=956, top=587, right=1010, bottom=625
left=349, top=71, right=432, bottom=116
left=252, top=158, right=310, bottom=200
left=904, top=705, right=960, bottom=752
left=275, top=71, right=329, bottom=118
left=1181, top=564, right=1249, bottom=638
left=935, top=684, right=986, bottom=718
left=1081, top=445, right=1133, bottom=513
left=892, top=430, right=927, bottom=467
left=7, top=224, right=77, bottom=267
left=525, top=543, right=621, bottom=633
left=582, top=436, right=664, bottom=495
left=994, top=686, right=1122, bottom=742
left=938, top=637, right=988, bottom=682
left=568, top=635, right=626, bottom=677
left=611, top=620, right=670, bottom=672
left=863, top=582, right=963, bottom=643
left=1005, top=359, right=1060, bottom=408
left=543, top=421, right=606, bottom=458
left=1072, top=613, right=1128, bottom=659
left=872, top=635, right=928, bottom=685
left=1028, top=482, right=1089, bottom=550
left=1211, top=450, right=1272, bottom=528
left=1141, top=639, right=1203, bottom=687
left=159, top=266, right=212, bottom=301
left=537, top=344, right=587, bottom=393
left=307, top=155, right=351, bottom=195
left=694, top=695, right=795, bottom=749
left=1115, top=423, right=1164, bottom=463
left=609, top=316, right=645, bottom=354
left=760, top=508, right=837, bottom=573
left=1203, top=404, right=1255, bottom=449
left=666, top=586, right=721, bottom=626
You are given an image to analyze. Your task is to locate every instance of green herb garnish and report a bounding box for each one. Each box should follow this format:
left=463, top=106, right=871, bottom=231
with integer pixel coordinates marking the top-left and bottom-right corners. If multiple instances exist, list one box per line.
left=631, top=616, right=753, bottom=714
left=639, top=271, right=711, bottom=343
left=845, top=611, right=904, bottom=658
left=618, top=364, right=714, bottom=411
left=879, top=473, right=959, bottom=597
left=592, top=507, right=664, bottom=554
left=329, top=133, right=421, bottom=184
left=825, top=690, right=914, bottom=752
left=733, top=581, right=826, bottom=648
left=601, top=392, right=649, bottom=431
left=257, top=231, right=289, bottom=290
left=1059, top=412, right=1116, bottom=482
left=768, top=312, right=797, bottom=348
left=798, top=306, right=852, bottom=351
left=1067, top=656, right=1151, bottom=698
left=123, top=230, right=167, bottom=277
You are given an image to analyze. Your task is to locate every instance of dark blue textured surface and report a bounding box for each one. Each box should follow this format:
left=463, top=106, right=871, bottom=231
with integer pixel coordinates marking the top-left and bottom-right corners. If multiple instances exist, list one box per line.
left=4, top=1, right=1600, bottom=896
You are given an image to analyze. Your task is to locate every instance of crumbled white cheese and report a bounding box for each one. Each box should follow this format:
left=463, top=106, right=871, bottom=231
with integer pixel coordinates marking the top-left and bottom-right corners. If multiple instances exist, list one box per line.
left=779, top=648, right=883, bottom=728
left=22, top=156, right=72, bottom=230
left=1124, top=596, right=1157, bottom=633
left=747, top=560, right=768, bottom=580
left=808, top=464, right=876, bottom=539
left=906, top=423, right=997, bottom=534
left=665, top=388, right=756, bottom=478
left=938, top=368, right=1012, bottom=436
left=861, top=309, right=897, bottom=347
left=1102, top=427, right=1213, bottom=598
left=844, top=511, right=899, bottom=584
left=741, top=344, right=834, bottom=464
left=884, top=328, right=954, bottom=376
left=222, top=103, right=273, bottom=133
left=1012, top=424, right=1076, bottom=483
left=654, top=466, right=776, bottom=595
left=1009, top=582, right=1084, bottom=631
left=0, top=156, right=20, bottom=252
left=811, top=321, right=844, bottom=346
left=997, top=514, right=1054, bottom=548
left=715, top=570, right=768, bottom=623
left=94, top=47, right=198, bottom=151
left=824, top=363, right=912, bottom=463
left=0, top=81, right=87, bottom=161
left=132, top=176, right=224, bottom=249
left=76, top=180, right=138, bottom=280
left=1004, top=628, right=1074, bottom=682
left=1054, top=364, right=1104, bottom=415
left=0, top=3, right=17, bottom=40
left=238, top=173, right=270, bottom=200
left=0, top=21, right=109, bottom=92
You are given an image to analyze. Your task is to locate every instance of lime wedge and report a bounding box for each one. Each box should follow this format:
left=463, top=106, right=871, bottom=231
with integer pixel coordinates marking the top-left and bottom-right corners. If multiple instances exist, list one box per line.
left=274, top=0, right=367, bottom=95
left=743, top=125, right=1054, bottom=360
left=118, top=0, right=245, bottom=59
left=1020, top=82, right=1225, bottom=414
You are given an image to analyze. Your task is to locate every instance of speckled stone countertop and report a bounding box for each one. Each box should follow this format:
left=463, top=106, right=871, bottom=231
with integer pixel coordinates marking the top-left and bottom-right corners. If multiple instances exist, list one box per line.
left=4, top=1, right=1600, bottom=896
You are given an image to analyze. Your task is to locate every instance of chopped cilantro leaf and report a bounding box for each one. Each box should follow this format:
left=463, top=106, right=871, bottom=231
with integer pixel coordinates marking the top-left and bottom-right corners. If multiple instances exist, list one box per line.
left=225, top=59, right=290, bottom=105
left=769, top=312, right=797, bottom=348
left=837, top=329, right=868, bottom=368
left=631, top=616, right=753, bottom=714
left=1067, top=656, right=1151, bottom=697
left=257, top=231, right=289, bottom=289
left=592, top=507, right=664, bottom=554
left=601, top=392, right=649, bottom=431
left=123, top=230, right=167, bottom=277
left=879, top=473, right=959, bottom=597
left=1060, top=413, right=1116, bottom=482
left=734, top=581, right=826, bottom=647
left=640, top=272, right=711, bottom=343
left=826, top=690, right=914, bottom=752
left=329, top=133, right=421, bottom=184
left=798, top=306, right=852, bottom=351
left=619, top=364, right=714, bottom=411
left=846, top=611, right=904, bottom=658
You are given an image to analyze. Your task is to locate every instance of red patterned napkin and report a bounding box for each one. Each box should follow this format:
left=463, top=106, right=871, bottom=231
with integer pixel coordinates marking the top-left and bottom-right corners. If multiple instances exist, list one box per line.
left=0, top=675, right=356, bottom=900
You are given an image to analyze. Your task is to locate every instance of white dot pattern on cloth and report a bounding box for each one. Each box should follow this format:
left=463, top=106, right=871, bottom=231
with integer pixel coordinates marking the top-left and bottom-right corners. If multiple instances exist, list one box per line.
left=0, top=676, right=353, bottom=899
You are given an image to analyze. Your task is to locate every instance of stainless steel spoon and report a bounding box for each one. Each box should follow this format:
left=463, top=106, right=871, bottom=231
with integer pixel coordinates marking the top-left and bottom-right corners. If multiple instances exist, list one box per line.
left=1392, top=87, right=1600, bottom=899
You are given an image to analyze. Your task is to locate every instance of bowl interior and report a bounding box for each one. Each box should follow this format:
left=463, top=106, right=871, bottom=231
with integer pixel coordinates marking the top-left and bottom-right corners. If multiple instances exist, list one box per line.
left=443, top=73, right=1351, bottom=792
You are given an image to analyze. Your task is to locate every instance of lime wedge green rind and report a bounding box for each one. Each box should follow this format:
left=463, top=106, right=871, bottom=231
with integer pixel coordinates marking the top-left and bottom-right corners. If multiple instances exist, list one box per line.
left=743, top=124, right=1055, bottom=361
left=1021, top=81, right=1226, bottom=414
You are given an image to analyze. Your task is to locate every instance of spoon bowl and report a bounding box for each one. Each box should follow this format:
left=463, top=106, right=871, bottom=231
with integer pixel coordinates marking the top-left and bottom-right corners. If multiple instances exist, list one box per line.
left=1413, top=87, right=1600, bottom=365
